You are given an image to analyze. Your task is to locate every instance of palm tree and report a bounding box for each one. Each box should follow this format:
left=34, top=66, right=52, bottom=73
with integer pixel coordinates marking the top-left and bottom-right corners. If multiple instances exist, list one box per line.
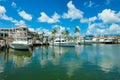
left=65, top=29, right=70, bottom=41
left=51, top=28, right=57, bottom=45
left=61, top=32, right=65, bottom=37
left=74, top=27, right=80, bottom=41
left=40, top=32, right=44, bottom=44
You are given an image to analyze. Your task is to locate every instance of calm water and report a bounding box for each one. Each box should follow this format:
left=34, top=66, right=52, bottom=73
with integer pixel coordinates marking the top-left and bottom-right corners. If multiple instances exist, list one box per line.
left=0, top=44, right=120, bottom=80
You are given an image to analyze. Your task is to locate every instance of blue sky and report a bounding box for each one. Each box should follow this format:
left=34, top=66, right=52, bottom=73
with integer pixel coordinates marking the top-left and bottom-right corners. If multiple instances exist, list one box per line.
left=0, top=0, right=120, bottom=36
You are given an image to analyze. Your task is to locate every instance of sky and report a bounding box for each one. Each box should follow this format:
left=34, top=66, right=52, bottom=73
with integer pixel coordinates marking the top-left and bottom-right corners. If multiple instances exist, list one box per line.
left=0, top=0, right=120, bottom=36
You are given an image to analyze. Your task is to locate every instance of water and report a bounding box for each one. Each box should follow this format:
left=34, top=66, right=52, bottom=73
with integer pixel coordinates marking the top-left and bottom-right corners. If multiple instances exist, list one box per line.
left=0, top=44, right=120, bottom=80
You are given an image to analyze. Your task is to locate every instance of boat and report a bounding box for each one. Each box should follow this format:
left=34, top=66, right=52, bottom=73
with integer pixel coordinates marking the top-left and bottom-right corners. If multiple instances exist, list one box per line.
left=104, top=38, right=113, bottom=44
left=50, top=38, right=77, bottom=47
left=98, top=38, right=105, bottom=43
left=92, top=37, right=99, bottom=43
left=9, top=26, right=32, bottom=50
left=78, top=36, right=93, bottom=45
left=9, top=37, right=31, bottom=50
left=78, top=39, right=93, bottom=45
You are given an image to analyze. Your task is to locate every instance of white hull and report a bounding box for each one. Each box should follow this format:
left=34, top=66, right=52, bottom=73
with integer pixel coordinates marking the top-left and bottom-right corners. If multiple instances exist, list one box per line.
left=50, top=42, right=76, bottom=47
left=104, top=39, right=113, bottom=44
left=78, top=40, right=93, bottom=45
left=10, top=43, right=30, bottom=50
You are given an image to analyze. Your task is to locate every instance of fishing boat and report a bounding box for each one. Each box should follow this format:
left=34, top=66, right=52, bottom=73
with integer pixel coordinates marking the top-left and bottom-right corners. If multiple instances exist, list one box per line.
left=50, top=38, right=76, bottom=47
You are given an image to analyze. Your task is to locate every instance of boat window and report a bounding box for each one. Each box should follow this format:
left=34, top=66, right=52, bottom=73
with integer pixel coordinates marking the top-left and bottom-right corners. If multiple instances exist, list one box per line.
left=17, top=38, right=27, bottom=41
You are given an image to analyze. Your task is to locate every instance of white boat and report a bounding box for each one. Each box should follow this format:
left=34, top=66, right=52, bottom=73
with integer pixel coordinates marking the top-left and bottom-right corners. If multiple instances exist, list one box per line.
left=50, top=38, right=76, bottom=47
left=92, top=37, right=99, bottom=43
left=9, top=37, right=31, bottom=50
left=99, top=38, right=105, bottom=43
left=104, top=38, right=113, bottom=44
left=9, top=26, right=32, bottom=50
left=78, top=39, right=93, bottom=45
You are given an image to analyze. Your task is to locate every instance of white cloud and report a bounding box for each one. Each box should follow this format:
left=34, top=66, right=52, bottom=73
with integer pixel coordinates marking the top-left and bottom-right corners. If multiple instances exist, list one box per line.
left=11, top=2, right=16, bottom=8
left=38, top=12, right=60, bottom=23
left=0, top=5, right=6, bottom=14
left=76, top=26, right=80, bottom=31
left=98, top=9, right=120, bottom=23
left=28, top=28, right=35, bottom=32
left=52, top=25, right=65, bottom=31
left=85, top=1, right=95, bottom=7
left=0, top=5, right=27, bottom=26
left=86, top=22, right=120, bottom=35
left=109, top=23, right=120, bottom=34
left=84, top=1, right=96, bottom=7
left=18, top=10, right=32, bottom=21
left=35, top=27, right=51, bottom=36
left=80, top=16, right=97, bottom=23
left=15, top=20, right=26, bottom=26
left=86, top=23, right=106, bottom=35
left=62, top=1, right=83, bottom=20
left=0, top=5, right=17, bottom=23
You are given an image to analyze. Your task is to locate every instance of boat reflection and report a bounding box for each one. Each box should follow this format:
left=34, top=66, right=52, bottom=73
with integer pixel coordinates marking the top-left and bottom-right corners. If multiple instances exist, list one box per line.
left=0, top=48, right=32, bottom=68
left=0, top=45, right=120, bottom=80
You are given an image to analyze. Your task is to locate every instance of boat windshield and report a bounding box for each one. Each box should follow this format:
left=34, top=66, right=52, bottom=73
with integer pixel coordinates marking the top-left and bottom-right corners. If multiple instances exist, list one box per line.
left=55, top=40, right=66, bottom=42
left=16, top=38, right=27, bottom=41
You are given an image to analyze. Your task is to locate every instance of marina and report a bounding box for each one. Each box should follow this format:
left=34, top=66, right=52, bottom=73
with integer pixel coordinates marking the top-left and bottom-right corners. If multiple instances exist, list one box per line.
left=0, top=44, right=120, bottom=80
left=0, top=0, right=120, bottom=79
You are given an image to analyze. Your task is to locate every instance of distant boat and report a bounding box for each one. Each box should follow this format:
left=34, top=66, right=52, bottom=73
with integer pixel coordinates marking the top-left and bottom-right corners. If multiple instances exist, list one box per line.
left=9, top=37, right=31, bottom=50
left=50, top=38, right=77, bottom=47
left=78, top=39, right=93, bottom=45
left=92, top=37, right=99, bottom=43
left=104, top=38, right=113, bottom=44
left=78, top=36, right=93, bottom=45
left=99, top=38, right=105, bottom=43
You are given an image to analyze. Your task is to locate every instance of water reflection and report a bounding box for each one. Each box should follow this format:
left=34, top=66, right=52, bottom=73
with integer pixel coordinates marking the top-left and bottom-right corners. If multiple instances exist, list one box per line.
left=0, top=53, right=4, bottom=73
left=0, top=49, right=32, bottom=69
left=0, top=44, right=120, bottom=80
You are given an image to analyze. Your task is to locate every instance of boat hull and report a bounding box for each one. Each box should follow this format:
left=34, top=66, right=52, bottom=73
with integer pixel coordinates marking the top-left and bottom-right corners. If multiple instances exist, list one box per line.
left=50, top=42, right=76, bottom=47
left=9, top=43, right=30, bottom=50
left=78, top=40, right=93, bottom=45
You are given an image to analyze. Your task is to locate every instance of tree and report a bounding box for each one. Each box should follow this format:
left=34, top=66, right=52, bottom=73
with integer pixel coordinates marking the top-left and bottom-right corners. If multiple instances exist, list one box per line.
left=65, top=29, right=70, bottom=41
left=51, top=28, right=57, bottom=45
left=39, top=32, right=44, bottom=44
left=74, top=27, right=80, bottom=41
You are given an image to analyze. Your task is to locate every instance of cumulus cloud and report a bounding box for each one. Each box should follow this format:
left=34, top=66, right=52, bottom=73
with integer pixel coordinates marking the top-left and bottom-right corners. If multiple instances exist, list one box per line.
left=109, top=23, right=120, bottom=34
left=28, top=28, right=35, bottom=32
left=84, top=0, right=95, bottom=7
left=35, top=27, right=51, bottom=36
left=98, top=9, right=120, bottom=23
left=62, top=1, right=83, bottom=20
left=11, top=2, right=16, bottom=8
left=0, top=5, right=27, bottom=27
left=86, top=22, right=120, bottom=35
left=0, top=5, right=6, bottom=14
left=52, top=25, right=66, bottom=37
left=80, top=16, right=97, bottom=23
left=52, top=25, right=65, bottom=31
left=38, top=12, right=60, bottom=23
left=0, top=5, right=17, bottom=23
left=18, top=10, right=32, bottom=21
left=15, top=20, right=26, bottom=26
